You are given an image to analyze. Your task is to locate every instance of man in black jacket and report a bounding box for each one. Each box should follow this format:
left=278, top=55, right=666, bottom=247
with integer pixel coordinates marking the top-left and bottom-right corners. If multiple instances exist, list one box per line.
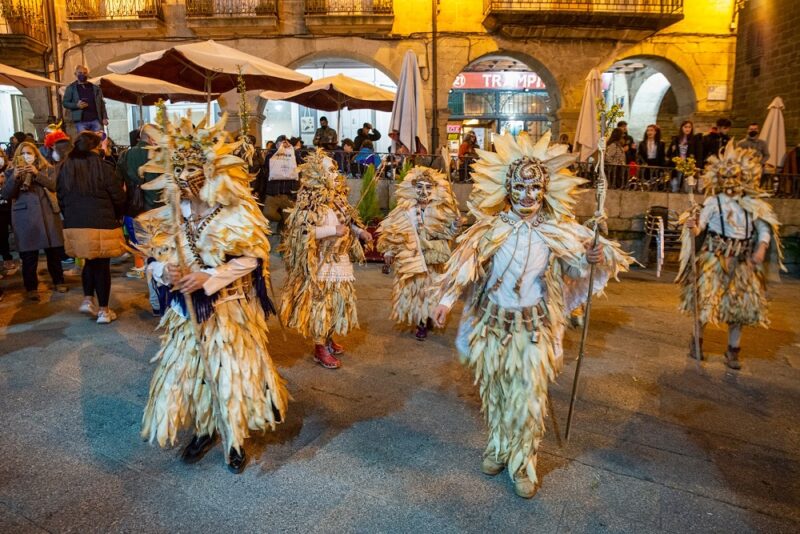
left=702, top=118, right=731, bottom=164
left=353, top=122, right=381, bottom=151
left=63, top=65, right=108, bottom=134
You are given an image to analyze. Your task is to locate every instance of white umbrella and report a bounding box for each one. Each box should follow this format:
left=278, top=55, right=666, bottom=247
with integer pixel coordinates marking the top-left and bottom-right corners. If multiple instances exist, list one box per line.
left=261, top=74, right=396, bottom=138
left=0, top=62, right=60, bottom=88
left=573, top=69, right=602, bottom=162
left=760, top=96, right=786, bottom=169
left=389, top=50, right=428, bottom=154
left=107, top=40, right=311, bottom=115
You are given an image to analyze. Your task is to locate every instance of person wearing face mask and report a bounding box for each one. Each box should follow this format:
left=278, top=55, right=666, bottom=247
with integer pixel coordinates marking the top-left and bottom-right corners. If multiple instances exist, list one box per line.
left=736, top=122, right=770, bottom=162
left=1, top=142, right=67, bottom=300
left=279, top=150, right=373, bottom=370
left=430, top=132, right=632, bottom=499
left=377, top=167, right=461, bottom=340
left=136, top=116, right=287, bottom=474
left=56, top=131, right=126, bottom=324
left=63, top=65, right=109, bottom=134
left=680, top=141, right=783, bottom=370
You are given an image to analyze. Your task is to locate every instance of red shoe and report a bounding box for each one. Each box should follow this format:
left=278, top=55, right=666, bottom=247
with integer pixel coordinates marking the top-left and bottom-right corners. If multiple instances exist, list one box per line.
left=314, top=344, right=341, bottom=369
left=327, top=339, right=345, bottom=355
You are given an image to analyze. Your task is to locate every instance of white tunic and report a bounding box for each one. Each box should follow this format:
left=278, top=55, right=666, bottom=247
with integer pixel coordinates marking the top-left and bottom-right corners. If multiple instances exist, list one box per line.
left=440, top=212, right=551, bottom=310
left=313, top=206, right=362, bottom=282
left=699, top=193, right=771, bottom=245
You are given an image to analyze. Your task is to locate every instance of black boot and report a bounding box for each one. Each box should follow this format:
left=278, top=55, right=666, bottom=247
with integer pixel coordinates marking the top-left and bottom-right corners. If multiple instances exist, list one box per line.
left=181, top=434, right=215, bottom=464
left=228, top=447, right=247, bottom=474
left=725, top=346, right=742, bottom=370
left=426, top=317, right=434, bottom=330
left=415, top=321, right=428, bottom=341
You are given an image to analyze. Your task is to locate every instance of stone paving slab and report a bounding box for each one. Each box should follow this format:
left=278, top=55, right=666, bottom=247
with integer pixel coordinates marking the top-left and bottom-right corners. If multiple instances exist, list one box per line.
left=1, top=261, right=799, bottom=533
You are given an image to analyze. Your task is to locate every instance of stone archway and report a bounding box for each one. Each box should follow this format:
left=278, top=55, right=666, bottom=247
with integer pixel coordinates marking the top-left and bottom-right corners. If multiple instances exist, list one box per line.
left=604, top=55, right=698, bottom=140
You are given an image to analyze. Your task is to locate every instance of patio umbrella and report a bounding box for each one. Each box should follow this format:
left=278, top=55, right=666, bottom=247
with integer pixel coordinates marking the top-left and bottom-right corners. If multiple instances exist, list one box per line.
left=760, top=96, right=786, bottom=170
left=389, top=50, right=428, bottom=154
left=261, top=73, right=395, bottom=137
left=89, top=74, right=220, bottom=121
left=573, top=69, right=603, bottom=162
left=107, top=40, right=311, bottom=115
left=0, top=62, right=60, bottom=88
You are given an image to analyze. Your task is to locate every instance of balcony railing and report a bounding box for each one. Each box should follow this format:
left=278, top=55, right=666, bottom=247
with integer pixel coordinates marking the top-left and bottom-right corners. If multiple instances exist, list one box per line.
left=66, top=0, right=162, bottom=20
left=305, top=0, right=393, bottom=15
left=484, top=0, right=683, bottom=15
left=0, top=0, right=48, bottom=44
left=186, top=0, right=278, bottom=17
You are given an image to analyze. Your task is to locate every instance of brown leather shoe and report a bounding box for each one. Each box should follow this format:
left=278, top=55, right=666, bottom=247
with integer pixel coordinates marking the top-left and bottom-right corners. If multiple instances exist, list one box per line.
left=725, top=346, right=742, bottom=370
left=314, top=344, right=341, bottom=369
left=514, top=472, right=538, bottom=499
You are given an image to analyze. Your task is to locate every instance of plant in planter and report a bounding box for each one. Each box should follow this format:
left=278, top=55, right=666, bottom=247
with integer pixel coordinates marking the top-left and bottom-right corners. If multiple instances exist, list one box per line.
left=357, top=163, right=384, bottom=262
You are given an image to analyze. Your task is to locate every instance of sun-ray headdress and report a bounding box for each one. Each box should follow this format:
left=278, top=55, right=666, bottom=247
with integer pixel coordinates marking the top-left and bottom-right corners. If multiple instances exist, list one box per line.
left=395, top=166, right=458, bottom=212
left=702, top=139, right=767, bottom=198
left=469, top=131, right=583, bottom=219
left=140, top=112, right=253, bottom=206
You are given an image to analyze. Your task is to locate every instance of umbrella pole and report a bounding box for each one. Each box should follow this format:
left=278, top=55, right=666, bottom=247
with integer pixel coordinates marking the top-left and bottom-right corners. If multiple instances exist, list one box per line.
left=137, top=95, right=144, bottom=129
left=206, top=75, right=212, bottom=118
left=337, top=104, right=342, bottom=142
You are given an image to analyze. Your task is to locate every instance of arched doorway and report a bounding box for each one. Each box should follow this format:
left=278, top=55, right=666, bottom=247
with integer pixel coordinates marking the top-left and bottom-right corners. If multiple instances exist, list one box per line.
left=604, top=56, right=696, bottom=142
left=447, top=54, right=559, bottom=155
left=0, top=85, right=35, bottom=145
left=262, top=57, right=397, bottom=151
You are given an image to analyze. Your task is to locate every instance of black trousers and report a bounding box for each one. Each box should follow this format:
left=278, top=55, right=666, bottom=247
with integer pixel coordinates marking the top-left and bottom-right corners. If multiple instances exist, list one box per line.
left=82, top=258, right=111, bottom=307
left=0, top=208, right=11, bottom=261
left=19, top=247, right=65, bottom=291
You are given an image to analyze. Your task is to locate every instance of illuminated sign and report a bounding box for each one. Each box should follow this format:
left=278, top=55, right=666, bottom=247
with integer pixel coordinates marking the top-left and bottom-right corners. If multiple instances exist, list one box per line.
left=452, top=72, right=546, bottom=91
left=446, top=124, right=462, bottom=133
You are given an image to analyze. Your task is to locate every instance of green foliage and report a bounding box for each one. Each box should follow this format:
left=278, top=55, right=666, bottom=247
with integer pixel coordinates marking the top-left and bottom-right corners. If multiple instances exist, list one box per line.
left=358, top=164, right=382, bottom=225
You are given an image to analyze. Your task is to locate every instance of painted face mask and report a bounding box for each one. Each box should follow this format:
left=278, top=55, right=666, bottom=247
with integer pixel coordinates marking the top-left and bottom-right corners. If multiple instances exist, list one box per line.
left=718, top=165, right=743, bottom=197
left=507, top=156, right=548, bottom=217
left=174, top=163, right=205, bottom=200
left=414, top=176, right=433, bottom=204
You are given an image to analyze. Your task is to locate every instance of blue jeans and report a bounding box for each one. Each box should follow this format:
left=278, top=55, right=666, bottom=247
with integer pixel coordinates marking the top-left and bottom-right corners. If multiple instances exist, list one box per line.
left=75, top=119, right=102, bottom=133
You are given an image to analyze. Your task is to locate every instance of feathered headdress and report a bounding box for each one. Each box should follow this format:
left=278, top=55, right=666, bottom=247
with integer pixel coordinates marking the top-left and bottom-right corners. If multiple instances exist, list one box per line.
left=140, top=112, right=253, bottom=206
left=469, top=131, right=582, bottom=219
left=702, top=139, right=767, bottom=198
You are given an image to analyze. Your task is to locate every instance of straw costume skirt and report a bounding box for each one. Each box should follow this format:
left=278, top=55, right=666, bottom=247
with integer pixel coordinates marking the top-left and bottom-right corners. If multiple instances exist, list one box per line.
left=391, top=263, right=446, bottom=326
left=280, top=278, right=358, bottom=341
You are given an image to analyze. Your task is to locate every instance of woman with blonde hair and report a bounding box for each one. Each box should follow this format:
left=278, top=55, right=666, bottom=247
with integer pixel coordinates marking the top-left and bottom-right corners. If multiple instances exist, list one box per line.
left=1, top=141, right=66, bottom=300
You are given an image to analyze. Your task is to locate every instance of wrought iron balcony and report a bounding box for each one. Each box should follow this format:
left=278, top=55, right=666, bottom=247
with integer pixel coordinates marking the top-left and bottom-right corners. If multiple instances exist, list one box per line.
left=484, top=0, right=684, bottom=39
left=66, top=1, right=164, bottom=38
left=185, top=0, right=279, bottom=37
left=0, top=0, right=48, bottom=45
left=66, top=0, right=162, bottom=20
left=186, top=0, right=278, bottom=17
left=304, top=0, right=394, bottom=34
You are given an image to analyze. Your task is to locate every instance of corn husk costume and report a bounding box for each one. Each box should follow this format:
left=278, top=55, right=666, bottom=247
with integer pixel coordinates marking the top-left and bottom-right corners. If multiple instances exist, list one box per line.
left=278, top=149, right=367, bottom=366
left=435, top=132, right=632, bottom=496
left=676, top=141, right=784, bottom=367
left=134, top=115, right=288, bottom=466
left=377, top=166, right=460, bottom=333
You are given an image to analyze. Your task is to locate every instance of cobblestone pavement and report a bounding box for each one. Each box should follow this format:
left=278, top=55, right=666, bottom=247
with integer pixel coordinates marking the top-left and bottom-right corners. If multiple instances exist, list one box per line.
left=1, top=259, right=799, bottom=533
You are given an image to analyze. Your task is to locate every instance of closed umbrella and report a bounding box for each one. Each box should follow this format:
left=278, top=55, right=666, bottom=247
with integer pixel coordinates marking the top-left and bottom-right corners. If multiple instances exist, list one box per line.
left=573, top=69, right=603, bottom=162
left=107, top=40, right=311, bottom=115
left=0, top=62, right=60, bottom=88
left=89, top=73, right=220, bottom=121
left=389, top=50, right=428, bottom=154
left=760, top=96, right=786, bottom=170
left=261, top=73, right=395, bottom=137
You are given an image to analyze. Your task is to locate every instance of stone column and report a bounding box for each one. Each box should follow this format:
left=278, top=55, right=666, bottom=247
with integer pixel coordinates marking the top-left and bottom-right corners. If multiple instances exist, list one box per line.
left=217, top=90, right=266, bottom=146
left=18, top=87, right=54, bottom=141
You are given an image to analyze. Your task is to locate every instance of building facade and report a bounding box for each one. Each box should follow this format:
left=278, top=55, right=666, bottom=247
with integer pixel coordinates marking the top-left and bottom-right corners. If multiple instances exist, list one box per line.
left=1, top=0, right=739, bottom=146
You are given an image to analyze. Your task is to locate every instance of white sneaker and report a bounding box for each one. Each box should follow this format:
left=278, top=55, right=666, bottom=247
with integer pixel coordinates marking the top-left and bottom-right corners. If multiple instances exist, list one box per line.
left=96, top=309, right=117, bottom=324
left=79, top=299, right=98, bottom=315
left=126, top=267, right=145, bottom=279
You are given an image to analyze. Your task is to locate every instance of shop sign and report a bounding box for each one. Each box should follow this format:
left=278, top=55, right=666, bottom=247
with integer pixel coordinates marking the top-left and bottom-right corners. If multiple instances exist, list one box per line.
left=452, top=72, right=546, bottom=91
left=446, top=124, right=462, bottom=133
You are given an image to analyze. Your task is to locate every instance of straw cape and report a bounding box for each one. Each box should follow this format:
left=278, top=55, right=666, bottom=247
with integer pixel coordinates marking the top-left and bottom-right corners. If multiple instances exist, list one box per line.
left=278, top=150, right=366, bottom=341
left=377, top=166, right=460, bottom=327
left=133, top=114, right=288, bottom=455
left=677, top=141, right=784, bottom=327
left=435, top=132, right=632, bottom=492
